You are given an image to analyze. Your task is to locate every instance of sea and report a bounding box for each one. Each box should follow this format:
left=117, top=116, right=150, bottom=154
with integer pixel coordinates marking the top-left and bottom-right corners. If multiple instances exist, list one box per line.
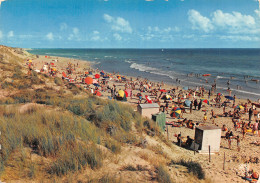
left=28, top=48, right=260, bottom=101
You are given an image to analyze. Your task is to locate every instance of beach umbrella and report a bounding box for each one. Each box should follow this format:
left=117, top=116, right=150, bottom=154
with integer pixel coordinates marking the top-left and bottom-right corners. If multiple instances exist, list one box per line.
left=95, top=90, right=102, bottom=96
left=62, top=72, right=67, bottom=78
left=252, top=103, right=260, bottom=108
left=161, top=95, right=172, bottom=100
left=201, top=99, right=210, bottom=104
left=170, top=107, right=181, bottom=118
left=95, top=74, right=100, bottom=79
left=124, top=90, right=128, bottom=97
left=85, top=77, right=93, bottom=85
left=145, top=95, right=153, bottom=103
left=225, top=96, right=234, bottom=100
left=217, top=93, right=223, bottom=96
left=50, top=63, right=54, bottom=66
left=93, top=83, right=100, bottom=87
left=126, top=89, right=132, bottom=97
left=184, top=100, right=191, bottom=107
left=235, top=105, right=244, bottom=110
left=118, top=90, right=125, bottom=98
left=160, top=89, right=167, bottom=93
left=183, top=86, right=189, bottom=90
left=117, top=75, right=121, bottom=80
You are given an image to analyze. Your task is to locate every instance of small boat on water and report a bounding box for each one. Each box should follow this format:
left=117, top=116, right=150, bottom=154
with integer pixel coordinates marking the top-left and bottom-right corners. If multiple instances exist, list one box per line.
left=202, top=74, right=211, bottom=77
left=251, top=79, right=259, bottom=82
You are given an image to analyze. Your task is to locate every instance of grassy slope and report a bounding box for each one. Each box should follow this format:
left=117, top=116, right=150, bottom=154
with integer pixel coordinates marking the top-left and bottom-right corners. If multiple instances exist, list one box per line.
left=0, top=46, right=210, bottom=183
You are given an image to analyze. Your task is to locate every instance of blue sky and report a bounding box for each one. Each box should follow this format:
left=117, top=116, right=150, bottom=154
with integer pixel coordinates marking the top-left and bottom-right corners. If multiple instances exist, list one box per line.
left=0, top=0, right=260, bottom=48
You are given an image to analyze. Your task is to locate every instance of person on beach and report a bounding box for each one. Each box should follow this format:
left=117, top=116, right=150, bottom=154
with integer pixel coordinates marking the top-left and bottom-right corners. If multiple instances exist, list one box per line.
left=236, top=136, right=240, bottom=152
left=165, top=101, right=169, bottom=114
left=252, top=121, right=258, bottom=135
left=190, top=101, right=193, bottom=114
left=198, top=100, right=202, bottom=110
left=249, top=107, right=253, bottom=122
left=210, top=109, right=216, bottom=119
left=203, top=112, right=207, bottom=122
left=242, top=125, right=247, bottom=139
left=194, top=99, right=198, bottom=110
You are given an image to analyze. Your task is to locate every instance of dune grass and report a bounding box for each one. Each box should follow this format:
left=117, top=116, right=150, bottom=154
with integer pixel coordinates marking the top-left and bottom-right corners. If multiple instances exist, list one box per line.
left=169, top=159, right=205, bottom=180
left=157, top=165, right=172, bottom=183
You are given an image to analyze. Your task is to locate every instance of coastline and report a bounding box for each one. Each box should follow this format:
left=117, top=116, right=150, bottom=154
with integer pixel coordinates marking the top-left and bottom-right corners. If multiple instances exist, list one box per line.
left=28, top=53, right=255, bottom=107
left=27, top=48, right=260, bottom=101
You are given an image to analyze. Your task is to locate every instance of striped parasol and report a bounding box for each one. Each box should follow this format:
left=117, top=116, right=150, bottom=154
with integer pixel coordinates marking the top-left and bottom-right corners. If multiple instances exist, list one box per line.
left=170, top=107, right=181, bottom=118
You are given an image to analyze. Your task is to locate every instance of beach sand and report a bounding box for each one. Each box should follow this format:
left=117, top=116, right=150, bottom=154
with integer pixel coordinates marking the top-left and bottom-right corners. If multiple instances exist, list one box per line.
left=28, top=54, right=260, bottom=183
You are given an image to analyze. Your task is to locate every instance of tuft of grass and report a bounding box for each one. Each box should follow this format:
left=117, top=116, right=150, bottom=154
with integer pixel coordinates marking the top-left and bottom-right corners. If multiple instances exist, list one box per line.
left=170, top=160, right=205, bottom=179
left=121, top=164, right=148, bottom=171
left=105, top=139, right=121, bottom=154
left=54, top=77, right=63, bottom=86
left=87, top=174, right=122, bottom=183
left=49, top=144, right=103, bottom=176
left=157, top=165, right=172, bottom=183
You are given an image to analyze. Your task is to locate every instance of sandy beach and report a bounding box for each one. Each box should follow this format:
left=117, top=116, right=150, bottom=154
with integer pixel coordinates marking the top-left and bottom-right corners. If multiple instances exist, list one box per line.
left=26, top=53, right=260, bottom=183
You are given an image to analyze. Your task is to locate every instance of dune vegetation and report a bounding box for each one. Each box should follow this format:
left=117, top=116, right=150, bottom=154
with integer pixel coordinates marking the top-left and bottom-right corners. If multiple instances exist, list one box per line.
left=0, top=45, right=208, bottom=183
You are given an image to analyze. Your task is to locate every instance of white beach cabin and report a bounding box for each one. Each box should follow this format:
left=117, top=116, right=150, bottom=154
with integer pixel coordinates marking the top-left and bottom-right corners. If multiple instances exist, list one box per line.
left=194, top=126, right=221, bottom=154
left=137, top=103, right=160, bottom=119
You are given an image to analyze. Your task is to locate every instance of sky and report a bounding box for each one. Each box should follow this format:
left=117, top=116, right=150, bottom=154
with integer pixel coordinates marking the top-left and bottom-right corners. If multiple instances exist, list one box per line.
left=0, top=0, right=260, bottom=48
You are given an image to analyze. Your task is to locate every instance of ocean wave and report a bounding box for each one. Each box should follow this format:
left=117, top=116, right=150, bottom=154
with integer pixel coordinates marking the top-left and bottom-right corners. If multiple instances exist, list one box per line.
left=216, top=76, right=230, bottom=79
left=130, top=63, right=158, bottom=72
left=125, top=60, right=133, bottom=64
left=150, top=71, right=175, bottom=80
left=104, top=56, right=113, bottom=58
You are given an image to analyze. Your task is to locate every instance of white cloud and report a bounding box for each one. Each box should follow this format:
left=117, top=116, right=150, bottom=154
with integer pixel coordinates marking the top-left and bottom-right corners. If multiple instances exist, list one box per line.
left=73, top=27, right=79, bottom=35
left=93, top=31, right=99, bottom=35
left=188, top=9, right=213, bottom=33
left=183, top=35, right=194, bottom=39
left=91, top=31, right=101, bottom=41
left=188, top=9, right=260, bottom=36
left=103, top=14, right=113, bottom=23
left=7, top=30, right=14, bottom=38
left=103, top=14, right=132, bottom=33
left=60, top=23, right=68, bottom=31
left=46, top=32, right=54, bottom=41
left=212, top=10, right=255, bottom=28
left=147, top=26, right=180, bottom=34
left=113, top=33, right=122, bottom=41
left=219, top=35, right=260, bottom=41
left=255, top=9, right=260, bottom=17
left=68, top=27, right=80, bottom=41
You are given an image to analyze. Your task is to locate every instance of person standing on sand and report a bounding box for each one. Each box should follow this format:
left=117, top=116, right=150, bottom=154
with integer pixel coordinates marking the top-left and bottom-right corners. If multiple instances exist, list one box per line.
left=190, top=101, right=193, bottom=114
left=194, top=99, right=198, bottom=110
left=252, top=121, right=258, bottom=135
left=236, top=136, right=240, bottom=152
left=242, top=125, right=247, bottom=139
left=249, top=107, right=253, bottom=122
left=203, top=112, right=207, bottom=122
left=198, top=100, right=202, bottom=110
